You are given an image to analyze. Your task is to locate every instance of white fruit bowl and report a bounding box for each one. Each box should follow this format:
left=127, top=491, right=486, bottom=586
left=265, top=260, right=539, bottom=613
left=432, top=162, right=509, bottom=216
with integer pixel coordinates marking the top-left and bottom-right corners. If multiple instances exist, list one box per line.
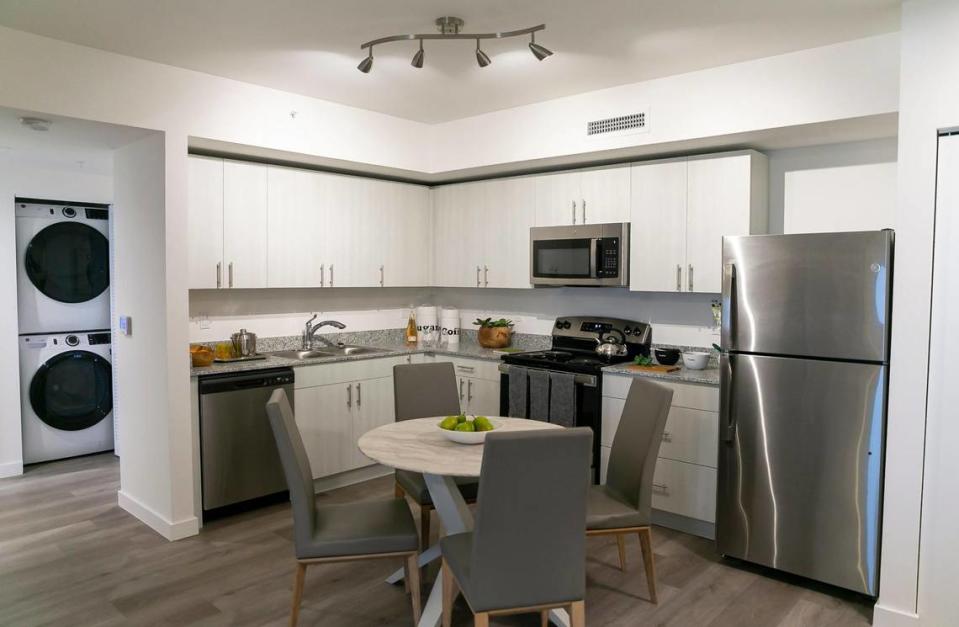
left=682, top=351, right=711, bottom=370
left=437, top=419, right=500, bottom=445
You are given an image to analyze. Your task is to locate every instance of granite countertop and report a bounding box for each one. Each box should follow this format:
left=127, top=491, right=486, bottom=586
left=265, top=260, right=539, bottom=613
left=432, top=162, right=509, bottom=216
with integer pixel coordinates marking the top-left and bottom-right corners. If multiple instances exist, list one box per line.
left=601, top=363, right=721, bottom=386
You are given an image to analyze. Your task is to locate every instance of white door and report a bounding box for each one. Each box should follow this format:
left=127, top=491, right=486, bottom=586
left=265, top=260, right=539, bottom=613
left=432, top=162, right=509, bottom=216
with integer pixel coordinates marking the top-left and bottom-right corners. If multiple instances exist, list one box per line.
left=223, top=160, right=269, bottom=288
left=350, top=178, right=388, bottom=288
left=187, top=156, right=224, bottom=289
left=579, top=166, right=630, bottom=224
left=432, top=183, right=484, bottom=287
left=267, top=166, right=327, bottom=288
left=535, top=171, right=580, bottom=226
left=431, top=185, right=459, bottom=287
left=685, top=155, right=753, bottom=293
left=296, top=383, right=354, bottom=479
left=324, top=173, right=361, bottom=288
left=484, top=177, right=535, bottom=288
left=384, top=183, right=431, bottom=287
left=630, top=160, right=688, bottom=292
left=466, top=378, right=500, bottom=416
left=351, top=376, right=395, bottom=468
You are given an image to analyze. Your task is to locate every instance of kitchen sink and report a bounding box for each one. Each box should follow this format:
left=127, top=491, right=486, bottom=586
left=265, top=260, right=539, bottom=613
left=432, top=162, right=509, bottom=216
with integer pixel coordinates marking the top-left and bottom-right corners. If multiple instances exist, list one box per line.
left=325, top=345, right=392, bottom=356
left=270, top=345, right=391, bottom=360
left=270, top=349, right=338, bottom=360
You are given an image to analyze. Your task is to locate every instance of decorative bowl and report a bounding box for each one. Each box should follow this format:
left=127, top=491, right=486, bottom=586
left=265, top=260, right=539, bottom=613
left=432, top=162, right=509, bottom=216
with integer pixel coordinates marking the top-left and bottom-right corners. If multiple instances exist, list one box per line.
left=478, top=326, right=512, bottom=349
left=682, top=351, right=711, bottom=370
left=437, top=419, right=499, bottom=445
left=654, top=348, right=681, bottom=366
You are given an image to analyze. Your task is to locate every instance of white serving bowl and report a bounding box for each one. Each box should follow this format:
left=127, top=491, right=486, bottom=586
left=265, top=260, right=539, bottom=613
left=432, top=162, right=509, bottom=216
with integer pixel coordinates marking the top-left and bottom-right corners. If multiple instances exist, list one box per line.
left=682, top=351, right=711, bottom=370
left=437, top=419, right=499, bottom=445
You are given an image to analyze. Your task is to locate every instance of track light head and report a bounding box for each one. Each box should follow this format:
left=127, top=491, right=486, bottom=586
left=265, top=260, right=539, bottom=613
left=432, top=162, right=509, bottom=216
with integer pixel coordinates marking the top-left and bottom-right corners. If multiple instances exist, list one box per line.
left=411, top=40, right=424, bottom=68
left=529, top=32, right=553, bottom=61
left=357, top=49, right=373, bottom=73
left=475, top=39, right=491, bottom=68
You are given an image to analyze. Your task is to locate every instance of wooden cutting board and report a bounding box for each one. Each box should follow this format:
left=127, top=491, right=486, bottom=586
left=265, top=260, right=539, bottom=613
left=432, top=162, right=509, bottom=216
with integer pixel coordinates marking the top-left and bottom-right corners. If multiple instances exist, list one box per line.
left=625, top=364, right=681, bottom=374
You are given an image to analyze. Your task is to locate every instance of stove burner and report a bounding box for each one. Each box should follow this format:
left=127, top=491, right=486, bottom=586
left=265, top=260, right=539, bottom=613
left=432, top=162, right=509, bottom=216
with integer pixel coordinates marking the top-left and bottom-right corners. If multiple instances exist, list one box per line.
left=533, top=350, right=573, bottom=362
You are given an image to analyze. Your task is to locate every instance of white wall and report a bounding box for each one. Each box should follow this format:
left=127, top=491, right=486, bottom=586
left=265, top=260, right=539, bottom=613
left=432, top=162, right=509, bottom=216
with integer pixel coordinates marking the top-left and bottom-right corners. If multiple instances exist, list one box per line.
left=765, top=138, right=898, bottom=234
left=0, top=154, right=112, bottom=477
left=874, top=1, right=959, bottom=625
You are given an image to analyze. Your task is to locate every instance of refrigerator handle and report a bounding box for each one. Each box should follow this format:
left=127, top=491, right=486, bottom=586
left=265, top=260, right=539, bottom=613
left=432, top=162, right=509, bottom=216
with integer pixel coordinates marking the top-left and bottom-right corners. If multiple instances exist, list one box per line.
left=721, top=263, right=736, bottom=348
left=720, top=353, right=735, bottom=442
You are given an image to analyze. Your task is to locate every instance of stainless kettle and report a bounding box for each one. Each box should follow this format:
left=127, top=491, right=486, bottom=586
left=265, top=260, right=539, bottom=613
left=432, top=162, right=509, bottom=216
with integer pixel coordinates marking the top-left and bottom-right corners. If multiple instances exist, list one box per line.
left=595, top=329, right=628, bottom=360
left=231, top=328, right=258, bottom=357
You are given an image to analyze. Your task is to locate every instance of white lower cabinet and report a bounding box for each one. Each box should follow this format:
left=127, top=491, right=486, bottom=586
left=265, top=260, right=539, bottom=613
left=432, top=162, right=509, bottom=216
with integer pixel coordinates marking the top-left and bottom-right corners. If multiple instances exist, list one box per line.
left=601, top=374, right=719, bottom=534
left=426, top=356, right=502, bottom=416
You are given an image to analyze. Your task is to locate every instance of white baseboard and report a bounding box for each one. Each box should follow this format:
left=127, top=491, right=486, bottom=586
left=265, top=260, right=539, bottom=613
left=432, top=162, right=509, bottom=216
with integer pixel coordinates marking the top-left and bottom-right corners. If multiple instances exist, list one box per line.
left=0, top=460, right=23, bottom=478
left=873, top=604, right=920, bottom=627
left=118, top=490, right=199, bottom=541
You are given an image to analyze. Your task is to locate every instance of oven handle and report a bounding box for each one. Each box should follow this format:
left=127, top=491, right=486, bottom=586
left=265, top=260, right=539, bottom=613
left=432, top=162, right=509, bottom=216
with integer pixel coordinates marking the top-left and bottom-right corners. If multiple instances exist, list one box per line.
left=498, top=363, right=597, bottom=388
left=589, top=238, right=599, bottom=278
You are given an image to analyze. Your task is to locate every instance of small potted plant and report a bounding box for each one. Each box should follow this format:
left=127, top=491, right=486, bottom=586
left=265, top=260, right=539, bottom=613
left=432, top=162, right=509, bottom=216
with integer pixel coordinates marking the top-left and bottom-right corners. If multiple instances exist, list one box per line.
left=473, top=317, right=514, bottom=348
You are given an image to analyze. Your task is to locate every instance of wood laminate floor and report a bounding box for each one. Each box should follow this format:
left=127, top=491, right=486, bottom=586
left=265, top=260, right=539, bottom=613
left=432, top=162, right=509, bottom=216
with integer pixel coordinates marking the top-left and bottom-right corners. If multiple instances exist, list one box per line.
left=0, top=454, right=873, bottom=626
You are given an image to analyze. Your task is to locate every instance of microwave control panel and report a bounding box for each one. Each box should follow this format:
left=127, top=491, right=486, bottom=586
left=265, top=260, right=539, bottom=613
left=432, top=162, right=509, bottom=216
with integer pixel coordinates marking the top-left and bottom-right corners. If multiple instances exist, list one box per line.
left=595, top=237, right=619, bottom=278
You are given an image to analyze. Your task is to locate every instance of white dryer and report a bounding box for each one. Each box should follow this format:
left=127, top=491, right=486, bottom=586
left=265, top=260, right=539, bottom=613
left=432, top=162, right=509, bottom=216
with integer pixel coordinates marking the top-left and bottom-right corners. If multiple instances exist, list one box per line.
left=19, top=331, right=114, bottom=464
left=16, top=199, right=111, bottom=334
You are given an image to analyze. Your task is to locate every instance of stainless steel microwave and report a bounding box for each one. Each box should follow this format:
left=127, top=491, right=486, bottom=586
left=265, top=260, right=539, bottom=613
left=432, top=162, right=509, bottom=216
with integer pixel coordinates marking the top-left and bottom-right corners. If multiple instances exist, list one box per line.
left=529, top=222, right=629, bottom=287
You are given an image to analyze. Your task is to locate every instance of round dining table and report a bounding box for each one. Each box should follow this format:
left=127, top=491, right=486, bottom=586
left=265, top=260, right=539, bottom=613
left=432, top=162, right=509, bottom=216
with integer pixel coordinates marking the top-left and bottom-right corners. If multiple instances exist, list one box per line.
left=358, top=416, right=571, bottom=627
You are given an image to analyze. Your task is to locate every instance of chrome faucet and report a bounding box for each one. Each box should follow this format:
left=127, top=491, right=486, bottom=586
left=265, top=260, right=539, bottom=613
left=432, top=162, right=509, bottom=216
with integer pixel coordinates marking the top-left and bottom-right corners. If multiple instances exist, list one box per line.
left=303, top=314, right=346, bottom=349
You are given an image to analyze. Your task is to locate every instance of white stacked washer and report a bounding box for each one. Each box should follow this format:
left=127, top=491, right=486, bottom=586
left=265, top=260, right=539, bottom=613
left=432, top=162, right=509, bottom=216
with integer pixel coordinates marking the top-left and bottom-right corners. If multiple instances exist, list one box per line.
left=15, top=199, right=114, bottom=463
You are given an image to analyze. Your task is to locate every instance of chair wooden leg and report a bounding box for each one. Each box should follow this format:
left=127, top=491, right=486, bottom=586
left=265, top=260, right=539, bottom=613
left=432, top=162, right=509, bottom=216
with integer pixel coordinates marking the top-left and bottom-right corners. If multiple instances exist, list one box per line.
left=290, top=562, right=307, bottom=627
left=442, top=559, right=459, bottom=627
left=406, top=554, right=422, bottom=624
left=638, top=527, right=658, bottom=603
left=616, top=533, right=627, bottom=571
left=474, top=612, right=490, bottom=627
left=540, top=609, right=550, bottom=627
left=420, top=506, right=432, bottom=549
left=569, top=600, right=585, bottom=627
left=395, top=482, right=405, bottom=498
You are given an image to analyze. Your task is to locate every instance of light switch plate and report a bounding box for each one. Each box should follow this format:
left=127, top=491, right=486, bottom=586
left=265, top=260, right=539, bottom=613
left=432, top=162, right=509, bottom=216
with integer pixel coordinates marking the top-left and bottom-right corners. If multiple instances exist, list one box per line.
left=118, top=316, right=132, bottom=336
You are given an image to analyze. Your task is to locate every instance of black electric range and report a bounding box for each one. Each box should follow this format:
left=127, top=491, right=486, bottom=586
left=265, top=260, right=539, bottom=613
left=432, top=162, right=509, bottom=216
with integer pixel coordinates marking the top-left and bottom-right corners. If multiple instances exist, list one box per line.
left=498, top=316, right=652, bottom=483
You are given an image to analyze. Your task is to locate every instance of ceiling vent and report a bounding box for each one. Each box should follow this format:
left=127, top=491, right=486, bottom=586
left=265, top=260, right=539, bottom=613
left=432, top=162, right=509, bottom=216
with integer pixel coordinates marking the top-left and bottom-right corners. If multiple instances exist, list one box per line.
left=587, top=111, right=648, bottom=137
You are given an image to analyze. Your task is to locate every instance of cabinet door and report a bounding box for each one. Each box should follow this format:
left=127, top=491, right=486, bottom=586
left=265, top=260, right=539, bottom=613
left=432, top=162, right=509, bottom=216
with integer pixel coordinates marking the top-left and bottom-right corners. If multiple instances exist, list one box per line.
left=324, top=173, right=361, bottom=288
left=384, top=183, right=431, bottom=287
left=629, top=160, right=687, bottom=292
left=187, top=156, right=223, bottom=289
left=534, top=171, right=580, bottom=226
left=432, top=183, right=484, bottom=287
left=351, top=376, right=395, bottom=468
left=685, top=155, right=753, bottom=293
left=267, top=166, right=327, bottom=288
left=579, top=166, right=630, bottom=224
left=349, top=178, right=388, bottom=288
left=466, top=377, right=500, bottom=416
left=296, top=383, right=354, bottom=479
left=484, top=177, right=535, bottom=288
left=223, top=161, right=269, bottom=288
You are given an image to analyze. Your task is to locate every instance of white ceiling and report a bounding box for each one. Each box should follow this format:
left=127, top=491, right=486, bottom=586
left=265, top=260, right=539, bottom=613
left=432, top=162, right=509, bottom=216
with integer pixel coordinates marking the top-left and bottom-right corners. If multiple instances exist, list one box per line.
left=0, top=1, right=900, bottom=124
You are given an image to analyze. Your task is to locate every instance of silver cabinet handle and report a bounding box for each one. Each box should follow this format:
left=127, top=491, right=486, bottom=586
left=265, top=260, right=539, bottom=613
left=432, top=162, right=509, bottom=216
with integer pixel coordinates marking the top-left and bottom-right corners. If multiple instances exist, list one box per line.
left=676, top=265, right=682, bottom=291
left=329, top=264, right=334, bottom=287
left=459, top=378, right=465, bottom=400
left=688, top=264, right=694, bottom=291
left=467, top=379, right=473, bottom=403
left=662, top=431, right=673, bottom=442
left=320, top=264, right=325, bottom=288
left=652, top=483, right=669, bottom=495
left=582, top=199, right=587, bottom=224
left=356, top=382, right=362, bottom=407
left=216, top=262, right=222, bottom=289
left=457, top=365, right=475, bottom=373
left=476, top=266, right=481, bottom=287
left=347, top=383, right=352, bottom=408
left=571, top=200, right=577, bottom=225
left=483, top=265, right=489, bottom=287
left=228, top=262, right=234, bottom=288
left=379, top=264, right=384, bottom=287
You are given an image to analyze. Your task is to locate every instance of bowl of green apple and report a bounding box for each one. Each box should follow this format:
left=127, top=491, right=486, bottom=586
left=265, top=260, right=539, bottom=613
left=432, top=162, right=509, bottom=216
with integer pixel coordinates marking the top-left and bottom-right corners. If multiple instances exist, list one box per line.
left=437, top=414, right=498, bottom=444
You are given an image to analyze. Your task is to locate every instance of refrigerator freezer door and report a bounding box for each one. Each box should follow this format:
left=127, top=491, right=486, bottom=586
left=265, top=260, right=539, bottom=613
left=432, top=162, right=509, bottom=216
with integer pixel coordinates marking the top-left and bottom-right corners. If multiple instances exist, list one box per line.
left=722, top=231, right=892, bottom=362
left=717, top=353, right=886, bottom=596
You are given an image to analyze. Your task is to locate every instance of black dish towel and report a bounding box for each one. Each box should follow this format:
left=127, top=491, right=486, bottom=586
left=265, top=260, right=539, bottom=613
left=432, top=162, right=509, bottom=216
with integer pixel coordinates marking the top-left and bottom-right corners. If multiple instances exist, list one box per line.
left=507, top=365, right=528, bottom=418
left=548, top=371, right=577, bottom=427
left=528, top=369, right=551, bottom=422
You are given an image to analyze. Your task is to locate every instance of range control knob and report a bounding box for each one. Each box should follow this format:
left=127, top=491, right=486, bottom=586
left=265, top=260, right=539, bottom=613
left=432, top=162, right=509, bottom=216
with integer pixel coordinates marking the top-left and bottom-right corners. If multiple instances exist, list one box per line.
left=624, top=326, right=632, bottom=336
left=555, top=321, right=564, bottom=329
left=65, top=335, right=80, bottom=347
left=563, top=321, right=572, bottom=329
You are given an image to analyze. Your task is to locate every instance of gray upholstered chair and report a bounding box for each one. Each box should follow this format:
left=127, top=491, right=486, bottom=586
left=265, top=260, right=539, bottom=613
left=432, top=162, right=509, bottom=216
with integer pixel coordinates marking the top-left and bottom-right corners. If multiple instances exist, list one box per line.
left=266, top=389, right=421, bottom=626
left=393, top=363, right=480, bottom=548
left=587, top=377, right=673, bottom=603
left=441, top=428, right=593, bottom=627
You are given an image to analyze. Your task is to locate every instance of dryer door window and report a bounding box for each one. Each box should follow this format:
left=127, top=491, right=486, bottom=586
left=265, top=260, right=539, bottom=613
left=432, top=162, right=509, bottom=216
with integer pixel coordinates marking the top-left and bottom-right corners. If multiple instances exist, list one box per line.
left=30, top=351, right=113, bottom=431
left=24, top=222, right=109, bottom=303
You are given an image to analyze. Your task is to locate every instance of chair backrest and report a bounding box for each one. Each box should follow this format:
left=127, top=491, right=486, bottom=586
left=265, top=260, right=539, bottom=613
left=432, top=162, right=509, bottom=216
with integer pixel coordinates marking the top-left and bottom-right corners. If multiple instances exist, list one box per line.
left=469, top=428, right=593, bottom=611
left=606, top=377, right=673, bottom=519
left=393, top=362, right=461, bottom=421
left=265, top=388, right=316, bottom=554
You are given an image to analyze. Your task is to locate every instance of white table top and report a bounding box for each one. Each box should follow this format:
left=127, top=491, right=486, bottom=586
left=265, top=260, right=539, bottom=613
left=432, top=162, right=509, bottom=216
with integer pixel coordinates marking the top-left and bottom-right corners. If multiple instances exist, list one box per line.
left=358, top=416, right=562, bottom=477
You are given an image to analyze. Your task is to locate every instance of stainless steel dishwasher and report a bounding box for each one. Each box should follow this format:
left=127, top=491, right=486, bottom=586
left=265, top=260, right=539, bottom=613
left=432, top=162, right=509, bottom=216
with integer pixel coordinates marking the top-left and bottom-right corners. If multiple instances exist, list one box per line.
left=198, top=368, right=294, bottom=517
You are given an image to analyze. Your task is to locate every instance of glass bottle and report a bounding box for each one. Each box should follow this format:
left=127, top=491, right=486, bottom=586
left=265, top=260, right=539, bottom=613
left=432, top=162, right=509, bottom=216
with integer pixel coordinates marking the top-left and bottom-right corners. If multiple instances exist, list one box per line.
left=405, top=308, right=418, bottom=346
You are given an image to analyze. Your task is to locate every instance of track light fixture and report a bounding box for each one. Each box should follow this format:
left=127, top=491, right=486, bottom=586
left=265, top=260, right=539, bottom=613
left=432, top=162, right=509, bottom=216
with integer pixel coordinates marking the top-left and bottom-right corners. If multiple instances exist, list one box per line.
left=358, top=17, right=552, bottom=73
left=411, top=39, right=424, bottom=68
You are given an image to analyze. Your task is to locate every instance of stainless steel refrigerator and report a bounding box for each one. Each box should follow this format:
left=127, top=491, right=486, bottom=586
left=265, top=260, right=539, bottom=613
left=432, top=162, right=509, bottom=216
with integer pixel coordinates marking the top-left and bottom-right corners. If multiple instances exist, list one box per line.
left=717, top=230, right=892, bottom=596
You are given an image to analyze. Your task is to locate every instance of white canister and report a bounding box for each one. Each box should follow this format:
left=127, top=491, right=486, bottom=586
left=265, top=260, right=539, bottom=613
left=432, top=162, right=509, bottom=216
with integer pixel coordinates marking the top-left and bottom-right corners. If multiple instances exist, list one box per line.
left=440, top=308, right=460, bottom=348
left=416, top=305, right=438, bottom=346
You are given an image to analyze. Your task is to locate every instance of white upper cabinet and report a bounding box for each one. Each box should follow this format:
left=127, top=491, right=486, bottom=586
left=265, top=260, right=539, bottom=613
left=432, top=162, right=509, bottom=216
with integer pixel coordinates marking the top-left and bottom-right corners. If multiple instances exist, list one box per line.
left=484, top=177, right=535, bottom=288
left=222, top=161, right=269, bottom=288
left=187, top=156, right=224, bottom=289
left=432, top=182, right=485, bottom=287
left=630, top=151, right=768, bottom=294
left=534, top=166, right=630, bottom=226
left=267, top=166, right=327, bottom=288
left=383, top=184, right=431, bottom=287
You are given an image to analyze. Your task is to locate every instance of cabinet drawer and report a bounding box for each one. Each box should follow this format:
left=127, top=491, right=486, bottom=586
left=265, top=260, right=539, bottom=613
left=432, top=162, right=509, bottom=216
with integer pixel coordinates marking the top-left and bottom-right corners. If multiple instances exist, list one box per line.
left=651, top=458, right=716, bottom=523
left=430, top=356, right=502, bottom=382
left=660, top=407, right=719, bottom=468
left=295, top=356, right=407, bottom=388
left=603, top=374, right=718, bottom=412
left=603, top=374, right=632, bottom=399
